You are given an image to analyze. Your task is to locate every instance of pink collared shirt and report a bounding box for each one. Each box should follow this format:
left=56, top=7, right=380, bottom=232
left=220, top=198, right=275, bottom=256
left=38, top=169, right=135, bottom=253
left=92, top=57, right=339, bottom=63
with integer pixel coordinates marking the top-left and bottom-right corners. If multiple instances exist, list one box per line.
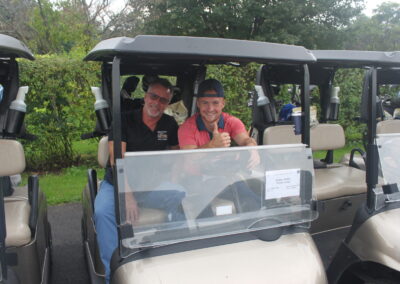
left=178, top=112, right=246, bottom=147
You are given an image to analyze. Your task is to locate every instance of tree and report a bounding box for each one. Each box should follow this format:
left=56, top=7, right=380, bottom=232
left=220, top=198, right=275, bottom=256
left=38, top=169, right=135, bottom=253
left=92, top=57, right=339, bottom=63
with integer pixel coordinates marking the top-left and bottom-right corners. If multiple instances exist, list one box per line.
left=343, top=2, right=400, bottom=50
left=0, top=0, right=134, bottom=54
left=0, top=0, right=37, bottom=43
left=28, top=0, right=103, bottom=54
left=132, top=0, right=365, bottom=49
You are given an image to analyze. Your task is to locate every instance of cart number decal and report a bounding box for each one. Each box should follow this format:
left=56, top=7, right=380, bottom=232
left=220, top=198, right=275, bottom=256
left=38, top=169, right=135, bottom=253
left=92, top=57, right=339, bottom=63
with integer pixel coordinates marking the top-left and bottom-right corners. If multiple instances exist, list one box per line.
left=265, top=169, right=300, bottom=200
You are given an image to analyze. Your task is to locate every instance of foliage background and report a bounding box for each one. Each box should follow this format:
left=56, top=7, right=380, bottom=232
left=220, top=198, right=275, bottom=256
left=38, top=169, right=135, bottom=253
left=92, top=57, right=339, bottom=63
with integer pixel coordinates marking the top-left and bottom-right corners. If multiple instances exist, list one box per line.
left=19, top=55, right=100, bottom=171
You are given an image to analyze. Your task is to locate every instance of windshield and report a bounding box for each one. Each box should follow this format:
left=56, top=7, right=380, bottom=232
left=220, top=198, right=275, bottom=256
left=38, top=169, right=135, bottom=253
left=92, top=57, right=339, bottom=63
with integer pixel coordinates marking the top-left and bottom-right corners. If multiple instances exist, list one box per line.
left=116, top=144, right=316, bottom=257
left=377, top=133, right=400, bottom=185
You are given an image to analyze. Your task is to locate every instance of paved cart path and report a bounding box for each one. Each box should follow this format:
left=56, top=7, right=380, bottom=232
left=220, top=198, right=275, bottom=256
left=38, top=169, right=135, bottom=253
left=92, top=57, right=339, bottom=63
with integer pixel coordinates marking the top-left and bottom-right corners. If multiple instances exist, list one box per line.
left=48, top=203, right=89, bottom=284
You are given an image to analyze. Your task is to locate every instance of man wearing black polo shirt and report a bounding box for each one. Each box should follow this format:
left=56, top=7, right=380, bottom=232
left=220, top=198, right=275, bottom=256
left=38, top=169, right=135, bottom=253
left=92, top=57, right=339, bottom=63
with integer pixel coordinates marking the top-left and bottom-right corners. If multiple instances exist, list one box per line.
left=94, top=78, right=183, bottom=283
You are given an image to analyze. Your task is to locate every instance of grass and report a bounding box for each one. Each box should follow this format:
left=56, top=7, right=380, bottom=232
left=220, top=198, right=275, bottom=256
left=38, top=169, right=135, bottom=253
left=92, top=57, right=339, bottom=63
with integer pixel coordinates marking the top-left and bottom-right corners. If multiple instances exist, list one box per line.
left=313, top=143, right=363, bottom=163
left=28, top=166, right=105, bottom=205
left=72, top=139, right=99, bottom=156
left=73, top=139, right=99, bottom=166
left=22, top=140, right=104, bottom=205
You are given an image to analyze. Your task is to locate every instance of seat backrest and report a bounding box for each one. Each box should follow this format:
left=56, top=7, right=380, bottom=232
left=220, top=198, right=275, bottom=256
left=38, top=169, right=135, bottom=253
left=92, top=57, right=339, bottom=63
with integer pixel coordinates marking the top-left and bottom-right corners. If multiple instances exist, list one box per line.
left=377, top=120, right=400, bottom=134
left=98, top=136, right=109, bottom=168
left=263, top=123, right=345, bottom=151
left=263, top=125, right=300, bottom=145
left=0, top=139, right=25, bottom=176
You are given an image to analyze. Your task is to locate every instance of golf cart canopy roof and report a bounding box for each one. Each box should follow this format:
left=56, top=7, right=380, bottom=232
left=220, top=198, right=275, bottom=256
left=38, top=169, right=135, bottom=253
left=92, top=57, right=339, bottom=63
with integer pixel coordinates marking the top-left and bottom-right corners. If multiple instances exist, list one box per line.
left=312, top=50, right=400, bottom=68
left=264, top=50, right=400, bottom=86
left=84, top=35, right=316, bottom=65
left=377, top=68, right=400, bottom=85
left=0, top=34, right=34, bottom=60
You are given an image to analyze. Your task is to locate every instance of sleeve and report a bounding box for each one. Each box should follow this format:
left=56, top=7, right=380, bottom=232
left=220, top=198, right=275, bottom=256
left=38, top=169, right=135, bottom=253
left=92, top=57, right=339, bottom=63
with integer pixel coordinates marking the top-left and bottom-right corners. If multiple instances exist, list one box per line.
left=178, top=120, right=197, bottom=147
left=228, top=115, right=247, bottom=139
left=108, top=113, right=127, bottom=142
left=168, top=118, right=179, bottom=146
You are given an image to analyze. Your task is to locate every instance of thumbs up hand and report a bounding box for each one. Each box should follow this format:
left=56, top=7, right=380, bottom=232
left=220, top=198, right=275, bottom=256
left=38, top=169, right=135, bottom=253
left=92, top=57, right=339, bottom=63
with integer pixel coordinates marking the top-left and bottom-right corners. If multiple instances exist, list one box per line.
left=210, top=122, right=231, bottom=148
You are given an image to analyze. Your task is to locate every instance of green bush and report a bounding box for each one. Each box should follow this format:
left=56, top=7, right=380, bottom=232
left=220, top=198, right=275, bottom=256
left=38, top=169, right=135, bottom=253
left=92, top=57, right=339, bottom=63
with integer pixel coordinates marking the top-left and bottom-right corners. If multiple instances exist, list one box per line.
left=334, top=68, right=365, bottom=145
left=19, top=55, right=100, bottom=171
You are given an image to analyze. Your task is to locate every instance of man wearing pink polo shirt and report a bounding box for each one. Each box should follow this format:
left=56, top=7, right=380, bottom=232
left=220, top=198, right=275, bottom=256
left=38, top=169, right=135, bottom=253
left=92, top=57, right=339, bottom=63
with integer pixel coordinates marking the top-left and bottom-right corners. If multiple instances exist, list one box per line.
left=178, top=79, right=260, bottom=215
left=179, top=78, right=257, bottom=151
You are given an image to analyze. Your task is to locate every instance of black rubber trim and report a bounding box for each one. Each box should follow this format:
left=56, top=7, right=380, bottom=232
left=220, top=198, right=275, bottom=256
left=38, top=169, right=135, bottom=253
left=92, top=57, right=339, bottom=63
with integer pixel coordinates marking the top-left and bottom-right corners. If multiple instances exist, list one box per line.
left=327, top=241, right=361, bottom=283
left=28, top=175, right=39, bottom=234
left=0, top=176, right=8, bottom=279
left=382, top=183, right=399, bottom=195
left=345, top=201, right=400, bottom=244
left=110, top=225, right=308, bottom=277
left=87, top=169, right=98, bottom=214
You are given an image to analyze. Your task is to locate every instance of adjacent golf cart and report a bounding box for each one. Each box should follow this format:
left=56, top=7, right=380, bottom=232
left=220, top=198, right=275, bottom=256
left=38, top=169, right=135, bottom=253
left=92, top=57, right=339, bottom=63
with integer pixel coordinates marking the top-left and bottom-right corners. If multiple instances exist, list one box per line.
left=306, top=50, right=400, bottom=283
left=254, top=48, right=400, bottom=281
left=81, top=35, right=327, bottom=283
left=0, top=34, right=52, bottom=284
left=250, top=50, right=400, bottom=237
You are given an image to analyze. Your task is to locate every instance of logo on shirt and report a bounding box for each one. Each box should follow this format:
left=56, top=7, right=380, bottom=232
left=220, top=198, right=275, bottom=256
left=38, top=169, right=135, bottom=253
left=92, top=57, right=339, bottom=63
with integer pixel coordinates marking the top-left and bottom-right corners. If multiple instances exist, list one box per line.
left=157, top=131, right=168, bottom=141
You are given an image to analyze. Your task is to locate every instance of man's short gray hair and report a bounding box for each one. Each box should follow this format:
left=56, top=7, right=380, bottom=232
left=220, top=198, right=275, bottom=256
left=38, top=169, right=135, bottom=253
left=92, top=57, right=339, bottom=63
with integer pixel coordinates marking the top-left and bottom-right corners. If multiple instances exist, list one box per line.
left=148, top=78, right=173, bottom=97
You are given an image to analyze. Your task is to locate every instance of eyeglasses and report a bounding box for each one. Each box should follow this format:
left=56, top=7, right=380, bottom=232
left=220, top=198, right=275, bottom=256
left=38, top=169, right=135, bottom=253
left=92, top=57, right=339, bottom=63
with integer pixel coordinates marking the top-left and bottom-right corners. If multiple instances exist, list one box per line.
left=147, top=92, right=170, bottom=105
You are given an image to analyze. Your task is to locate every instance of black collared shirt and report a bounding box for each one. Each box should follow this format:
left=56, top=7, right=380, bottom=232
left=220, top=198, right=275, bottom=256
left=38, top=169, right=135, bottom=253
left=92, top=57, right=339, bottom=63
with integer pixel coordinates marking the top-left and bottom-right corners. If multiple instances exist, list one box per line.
left=104, top=109, right=178, bottom=184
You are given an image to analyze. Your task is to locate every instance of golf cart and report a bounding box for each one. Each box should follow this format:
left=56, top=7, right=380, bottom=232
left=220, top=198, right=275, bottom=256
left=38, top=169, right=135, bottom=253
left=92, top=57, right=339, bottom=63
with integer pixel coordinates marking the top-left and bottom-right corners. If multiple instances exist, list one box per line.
left=250, top=50, right=400, bottom=236
left=81, top=35, right=327, bottom=283
left=0, top=34, right=52, bottom=284
left=307, top=50, right=400, bottom=283
left=252, top=49, right=400, bottom=281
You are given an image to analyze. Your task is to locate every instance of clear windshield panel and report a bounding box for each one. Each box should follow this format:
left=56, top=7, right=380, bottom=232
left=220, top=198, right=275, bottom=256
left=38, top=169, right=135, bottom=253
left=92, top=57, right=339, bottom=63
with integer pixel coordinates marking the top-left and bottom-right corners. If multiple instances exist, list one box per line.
left=377, top=133, right=400, bottom=185
left=116, top=144, right=316, bottom=257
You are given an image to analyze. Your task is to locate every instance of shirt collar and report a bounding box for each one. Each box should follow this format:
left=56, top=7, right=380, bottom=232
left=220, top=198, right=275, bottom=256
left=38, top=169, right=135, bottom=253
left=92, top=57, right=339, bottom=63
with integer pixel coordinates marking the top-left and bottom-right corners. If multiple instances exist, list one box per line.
left=196, top=114, right=225, bottom=131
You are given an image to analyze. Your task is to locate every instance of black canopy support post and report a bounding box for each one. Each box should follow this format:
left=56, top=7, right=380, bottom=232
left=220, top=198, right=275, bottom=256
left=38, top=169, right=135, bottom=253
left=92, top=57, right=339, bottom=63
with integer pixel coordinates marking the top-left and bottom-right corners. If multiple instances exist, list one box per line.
left=301, top=64, right=310, bottom=147
left=0, top=177, right=8, bottom=280
left=101, top=62, right=112, bottom=105
left=366, top=68, right=378, bottom=212
left=320, top=72, right=335, bottom=123
left=111, top=56, right=123, bottom=249
left=112, top=56, right=122, bottom=161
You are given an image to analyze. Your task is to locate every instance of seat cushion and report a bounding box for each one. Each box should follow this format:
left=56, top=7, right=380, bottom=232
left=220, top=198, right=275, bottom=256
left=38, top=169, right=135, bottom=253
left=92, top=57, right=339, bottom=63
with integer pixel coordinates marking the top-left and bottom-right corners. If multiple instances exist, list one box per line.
left=314, top=166, right=367, bottom=200
left=134, top=208, right=167, bottom=226
left=5, top=197, right=31, bottom=247
left=97, top=180, right=168, bottom=226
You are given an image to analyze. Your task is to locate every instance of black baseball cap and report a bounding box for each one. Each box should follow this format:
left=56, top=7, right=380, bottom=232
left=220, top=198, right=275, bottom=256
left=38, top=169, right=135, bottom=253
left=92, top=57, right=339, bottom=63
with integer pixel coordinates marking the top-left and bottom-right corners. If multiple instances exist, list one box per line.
left=198, top=79, right=224, bottom=98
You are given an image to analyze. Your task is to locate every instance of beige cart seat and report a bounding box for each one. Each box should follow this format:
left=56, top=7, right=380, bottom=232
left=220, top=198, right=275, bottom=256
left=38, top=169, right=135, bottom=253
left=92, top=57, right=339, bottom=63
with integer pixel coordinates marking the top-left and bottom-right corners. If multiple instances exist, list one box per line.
left=314, top=166, right=366, bottom=200
left=263, top=124, right=367, bottom=200
left=0, top=140, right=31, bottom=247
left=5, top=187, right=31, bottom=247
left=377, top=119, right=400, bottom=134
